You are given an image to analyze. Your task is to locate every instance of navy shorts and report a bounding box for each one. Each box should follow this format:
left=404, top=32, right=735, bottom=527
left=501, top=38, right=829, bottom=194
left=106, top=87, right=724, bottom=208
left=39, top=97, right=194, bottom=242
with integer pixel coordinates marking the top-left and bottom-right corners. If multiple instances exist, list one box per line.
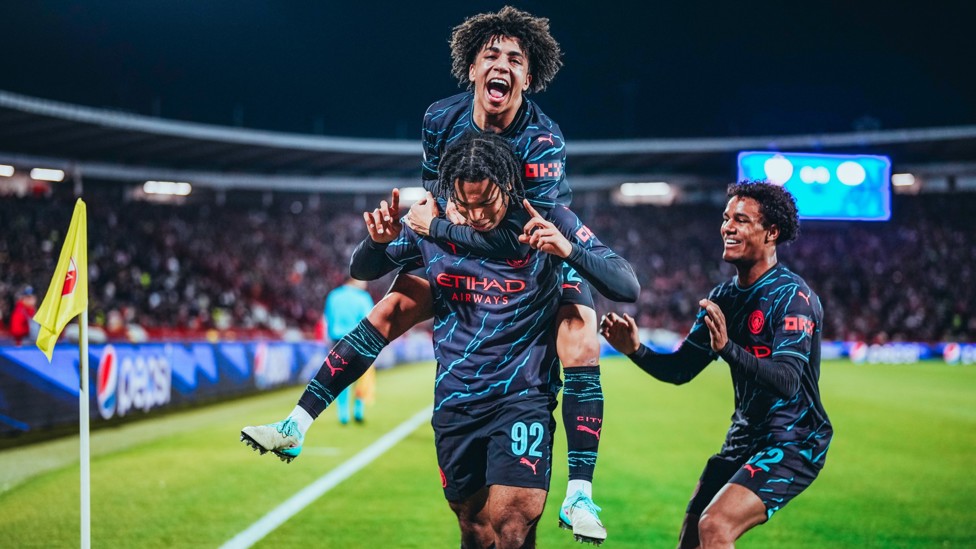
left=432, top=391, right=557, bottom=502
left=687, top=445, right=825, bottom=520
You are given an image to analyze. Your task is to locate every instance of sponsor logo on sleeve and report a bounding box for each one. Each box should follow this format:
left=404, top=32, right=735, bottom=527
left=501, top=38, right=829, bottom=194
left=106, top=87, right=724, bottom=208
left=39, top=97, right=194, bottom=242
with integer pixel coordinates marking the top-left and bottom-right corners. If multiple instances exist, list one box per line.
left=783, top=315, right=815, bottom=336
left=524, top=161, right=563, bottom=180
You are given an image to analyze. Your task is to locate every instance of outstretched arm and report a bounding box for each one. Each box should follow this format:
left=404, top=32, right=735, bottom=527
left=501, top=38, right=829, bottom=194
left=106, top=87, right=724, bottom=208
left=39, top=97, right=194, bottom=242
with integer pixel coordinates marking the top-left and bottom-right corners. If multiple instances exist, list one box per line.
left=601, top=312, right=712, bottom=385
left=521, top=201, right=640, bottom=302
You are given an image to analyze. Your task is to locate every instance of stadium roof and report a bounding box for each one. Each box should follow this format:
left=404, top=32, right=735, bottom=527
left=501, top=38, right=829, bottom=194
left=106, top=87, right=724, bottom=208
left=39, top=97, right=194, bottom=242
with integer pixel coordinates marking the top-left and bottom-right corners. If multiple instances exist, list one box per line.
left=1, top=89, right=975, bottom=193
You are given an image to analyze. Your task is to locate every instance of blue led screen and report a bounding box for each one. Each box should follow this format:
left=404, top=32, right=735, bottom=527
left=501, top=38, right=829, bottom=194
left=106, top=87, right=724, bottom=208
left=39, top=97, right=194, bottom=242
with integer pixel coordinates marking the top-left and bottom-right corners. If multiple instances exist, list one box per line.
left=737, top=151, right=892, bottom=221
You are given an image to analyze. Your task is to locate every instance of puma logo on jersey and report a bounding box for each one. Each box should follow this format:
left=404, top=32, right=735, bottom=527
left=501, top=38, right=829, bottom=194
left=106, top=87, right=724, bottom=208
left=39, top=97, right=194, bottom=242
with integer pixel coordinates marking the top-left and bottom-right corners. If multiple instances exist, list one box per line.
left=797, top=290, right=811, bottom=305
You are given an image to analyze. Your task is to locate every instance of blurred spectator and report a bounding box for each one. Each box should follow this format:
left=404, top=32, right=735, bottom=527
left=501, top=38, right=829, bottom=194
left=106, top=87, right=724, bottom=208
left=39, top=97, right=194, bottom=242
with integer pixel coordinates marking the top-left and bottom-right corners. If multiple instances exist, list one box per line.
left=1, top=190, right=973, bottom=344
left=10, top=286, right=37, bottom=346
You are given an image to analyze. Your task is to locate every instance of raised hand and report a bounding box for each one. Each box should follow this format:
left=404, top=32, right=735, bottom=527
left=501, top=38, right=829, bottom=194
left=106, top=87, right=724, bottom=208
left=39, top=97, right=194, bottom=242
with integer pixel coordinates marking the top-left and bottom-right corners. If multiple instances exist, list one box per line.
left=600, top=312, right=641, bottom=355
left=363, top=188, right=402, bottom=244
left=699, top=298, right=729, bottom=352
left=518, top=200, right=572, bottom=258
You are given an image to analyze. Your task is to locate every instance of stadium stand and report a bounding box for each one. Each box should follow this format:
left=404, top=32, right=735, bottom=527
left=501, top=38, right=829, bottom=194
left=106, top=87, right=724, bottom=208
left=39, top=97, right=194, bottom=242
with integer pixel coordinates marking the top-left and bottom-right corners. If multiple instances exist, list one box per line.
left=1, top=91, right=975, bottom=344
left=2, top=189, right=973, bottom=344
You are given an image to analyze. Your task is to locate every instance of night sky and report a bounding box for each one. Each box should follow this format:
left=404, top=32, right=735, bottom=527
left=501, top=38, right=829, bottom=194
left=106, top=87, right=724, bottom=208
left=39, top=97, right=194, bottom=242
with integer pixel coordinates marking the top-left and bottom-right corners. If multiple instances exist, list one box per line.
left=3, top=1, right=975, bottom=140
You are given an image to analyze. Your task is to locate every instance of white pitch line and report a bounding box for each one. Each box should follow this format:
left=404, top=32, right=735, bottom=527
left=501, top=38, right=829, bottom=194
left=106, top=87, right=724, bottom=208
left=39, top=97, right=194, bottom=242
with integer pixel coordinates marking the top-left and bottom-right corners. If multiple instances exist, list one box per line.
left=220, top=406, right=432, bottom=549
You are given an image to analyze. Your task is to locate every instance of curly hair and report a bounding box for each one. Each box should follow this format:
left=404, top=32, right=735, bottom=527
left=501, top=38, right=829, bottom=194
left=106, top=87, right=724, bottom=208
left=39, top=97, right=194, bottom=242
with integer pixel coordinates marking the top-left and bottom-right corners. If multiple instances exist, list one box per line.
left=449, top=6, right=563, bottom=93
left=727, top=180, right=800, bottom=244
left=435, top=132, right=525, bottom=206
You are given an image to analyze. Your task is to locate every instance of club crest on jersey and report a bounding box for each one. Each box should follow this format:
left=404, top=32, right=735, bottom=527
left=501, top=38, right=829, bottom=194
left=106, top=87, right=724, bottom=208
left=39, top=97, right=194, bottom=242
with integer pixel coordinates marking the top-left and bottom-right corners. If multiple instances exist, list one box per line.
left=506, top=255, right=531, bottom=268
left=748, top=310, right=765, bottom=334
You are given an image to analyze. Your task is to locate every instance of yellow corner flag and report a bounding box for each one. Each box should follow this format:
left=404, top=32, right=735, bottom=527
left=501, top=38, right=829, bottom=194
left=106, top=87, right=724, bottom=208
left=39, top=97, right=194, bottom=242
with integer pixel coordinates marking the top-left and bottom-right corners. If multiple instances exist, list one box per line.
left=34, top=198, right=89, bottom=361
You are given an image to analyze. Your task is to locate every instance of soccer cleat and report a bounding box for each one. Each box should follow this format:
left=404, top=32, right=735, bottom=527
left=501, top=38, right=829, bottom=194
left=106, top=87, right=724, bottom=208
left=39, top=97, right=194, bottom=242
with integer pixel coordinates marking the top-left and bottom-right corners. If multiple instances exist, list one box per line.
left=240, top=418, right=304, bottom=463
left=558, top=490, right=607, bottom=545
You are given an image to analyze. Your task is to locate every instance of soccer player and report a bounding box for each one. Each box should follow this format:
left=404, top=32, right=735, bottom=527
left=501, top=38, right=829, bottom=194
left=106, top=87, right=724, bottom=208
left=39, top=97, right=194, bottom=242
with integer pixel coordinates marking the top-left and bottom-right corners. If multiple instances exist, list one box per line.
left=407, top=9, right=616, bottom=542
left=246, top=132, right=638, bottom=548
left=323, top=278, right=375, bottom=424
left=600, top=181, right=832, bottom=549
left=246, top=7, right=614, bottom=544
left=361, top=132, right=637, bottom=548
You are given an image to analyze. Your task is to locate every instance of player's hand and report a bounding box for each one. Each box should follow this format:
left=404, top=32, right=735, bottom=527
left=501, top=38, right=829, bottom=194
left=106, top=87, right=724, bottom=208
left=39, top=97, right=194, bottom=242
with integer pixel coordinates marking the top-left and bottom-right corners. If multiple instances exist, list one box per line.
left=699, top=298, right=729, bottom=352
left=518, top=200, right=572, bottom=258
left=600, top=312, right=641, bottom=355
left=363, top=188, right=402, bottom=244
left=405, top=192, right=440, bottom=236
left=445, top=199, right=467, bottom=225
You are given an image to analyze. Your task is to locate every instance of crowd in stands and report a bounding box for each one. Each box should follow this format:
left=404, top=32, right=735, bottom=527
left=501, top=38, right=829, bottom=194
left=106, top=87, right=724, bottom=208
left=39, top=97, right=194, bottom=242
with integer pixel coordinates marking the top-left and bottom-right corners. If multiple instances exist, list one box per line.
left=1, top=190, right=973, bottom=344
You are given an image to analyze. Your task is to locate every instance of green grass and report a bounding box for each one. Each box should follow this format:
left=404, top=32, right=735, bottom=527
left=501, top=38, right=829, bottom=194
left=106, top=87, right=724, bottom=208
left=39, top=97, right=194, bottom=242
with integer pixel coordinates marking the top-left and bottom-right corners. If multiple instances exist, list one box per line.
left=1, top=359, right=975, bottom=548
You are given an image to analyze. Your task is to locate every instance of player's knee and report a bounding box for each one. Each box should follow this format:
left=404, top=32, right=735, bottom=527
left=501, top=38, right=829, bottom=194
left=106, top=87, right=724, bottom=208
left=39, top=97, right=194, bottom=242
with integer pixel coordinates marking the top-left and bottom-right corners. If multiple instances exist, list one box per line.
left=369, top=291, right=430, bottom=340
left=697, top=511, right=734, bottom=545
left=557, top=306, right=600, bottom=366
left=452, top=509, right=491, bottom=547
left=557, top=326, right=600, bottom=366
left=492, top=516, right=531, bottom=549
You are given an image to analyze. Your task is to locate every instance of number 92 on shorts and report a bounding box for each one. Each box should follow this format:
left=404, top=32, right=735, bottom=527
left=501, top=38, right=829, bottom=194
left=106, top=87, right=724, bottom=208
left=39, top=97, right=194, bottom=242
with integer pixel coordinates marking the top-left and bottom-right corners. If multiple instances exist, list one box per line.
left=432, top=390, right=556, bottom=501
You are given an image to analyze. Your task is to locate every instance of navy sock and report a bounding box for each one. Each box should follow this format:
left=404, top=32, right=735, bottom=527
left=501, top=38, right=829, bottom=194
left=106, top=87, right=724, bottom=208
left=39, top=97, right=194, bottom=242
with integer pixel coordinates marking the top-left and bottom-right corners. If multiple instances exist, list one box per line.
left=562, top=366, right=603, bottom=482
left=298, top=319, right=388, bottom=418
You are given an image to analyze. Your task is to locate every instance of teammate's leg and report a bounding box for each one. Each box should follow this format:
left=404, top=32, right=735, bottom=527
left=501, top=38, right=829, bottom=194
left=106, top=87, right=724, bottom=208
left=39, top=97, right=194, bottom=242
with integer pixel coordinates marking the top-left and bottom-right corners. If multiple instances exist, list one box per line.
left=365, top=272, right=434, bottom=340
left=696, top=445, right=823, bottom=547
left=487, top=485, right=547, bottom=549
left=241, top=273, right=432, bottom=461
left=556, top=272, right=607, bottom=543
left=678, top=456, right=740, bottom=549
left=558, top=304, right=603, bottom=488
left=696, top=484, right=766, bottom=549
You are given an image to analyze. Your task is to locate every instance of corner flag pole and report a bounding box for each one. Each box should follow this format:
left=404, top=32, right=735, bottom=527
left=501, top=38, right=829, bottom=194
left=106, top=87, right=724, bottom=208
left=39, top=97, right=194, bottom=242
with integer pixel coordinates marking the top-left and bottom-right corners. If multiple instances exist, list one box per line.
left=79, top=308, right=91, bottom=549
left=32, top=198, right=90, bottom=548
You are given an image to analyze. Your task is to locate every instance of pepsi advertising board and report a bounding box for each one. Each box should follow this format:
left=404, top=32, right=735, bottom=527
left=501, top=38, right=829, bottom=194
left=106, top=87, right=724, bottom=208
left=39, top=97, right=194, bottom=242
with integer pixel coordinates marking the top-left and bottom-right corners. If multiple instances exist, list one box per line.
left=0, top=341, right=327, bottom=440
left=737, top=151, right=892, bottom=221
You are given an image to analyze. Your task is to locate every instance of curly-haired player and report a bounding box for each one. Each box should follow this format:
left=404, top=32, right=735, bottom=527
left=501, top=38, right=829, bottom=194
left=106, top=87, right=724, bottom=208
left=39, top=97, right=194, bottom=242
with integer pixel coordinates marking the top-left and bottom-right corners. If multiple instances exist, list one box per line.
left=601, top=181, right=832, bottom=548
left=411, top=10, right=614, bottom=543
left=243, top=8, right=615, bottom=544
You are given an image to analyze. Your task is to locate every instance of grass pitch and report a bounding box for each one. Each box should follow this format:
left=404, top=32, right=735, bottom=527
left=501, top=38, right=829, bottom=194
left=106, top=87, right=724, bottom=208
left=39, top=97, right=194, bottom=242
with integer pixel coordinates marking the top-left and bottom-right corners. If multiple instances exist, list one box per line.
left=1, top=358, right=974, bottom=548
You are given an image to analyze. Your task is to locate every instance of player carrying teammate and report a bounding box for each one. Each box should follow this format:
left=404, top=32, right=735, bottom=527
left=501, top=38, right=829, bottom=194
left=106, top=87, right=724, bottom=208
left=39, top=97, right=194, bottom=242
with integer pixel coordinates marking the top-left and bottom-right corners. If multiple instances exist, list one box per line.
left=248, top=132, right=637, bottom=548
left=243, top=7, right=615, bottom=544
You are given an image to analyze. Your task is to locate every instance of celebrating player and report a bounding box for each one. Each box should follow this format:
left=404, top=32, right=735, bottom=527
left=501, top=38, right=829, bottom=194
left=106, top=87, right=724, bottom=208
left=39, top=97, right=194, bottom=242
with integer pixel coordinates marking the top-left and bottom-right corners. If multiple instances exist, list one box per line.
left=247, top=132, right=637, bottom=548
left=601, top=181, right=832, bottom=548
left=415, top=11, right=615, bottom=542
left=243, top=6, right=615, bottom=544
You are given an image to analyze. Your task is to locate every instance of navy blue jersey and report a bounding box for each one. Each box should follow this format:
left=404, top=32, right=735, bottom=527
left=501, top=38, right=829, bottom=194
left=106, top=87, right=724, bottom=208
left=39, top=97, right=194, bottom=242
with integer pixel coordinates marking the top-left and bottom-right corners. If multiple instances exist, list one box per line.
left=352, top=206, right=637, bottom=412
left=686, top=265, right=832, bottom=464
left=422, top=92, right=571, bottom=208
